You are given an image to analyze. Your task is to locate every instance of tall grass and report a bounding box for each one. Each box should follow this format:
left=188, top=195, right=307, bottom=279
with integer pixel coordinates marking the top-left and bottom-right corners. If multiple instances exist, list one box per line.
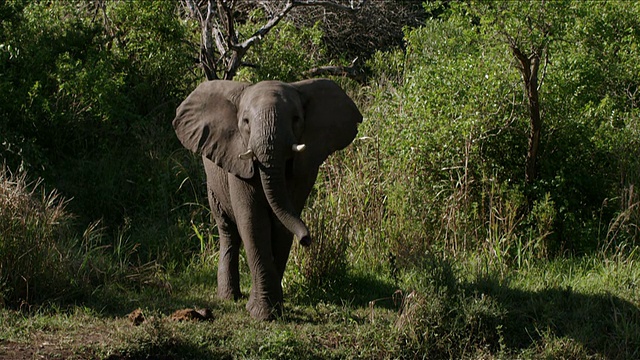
left=0, top=164, right=76, bottom=305
left=0, top=165, right=162, bottom=307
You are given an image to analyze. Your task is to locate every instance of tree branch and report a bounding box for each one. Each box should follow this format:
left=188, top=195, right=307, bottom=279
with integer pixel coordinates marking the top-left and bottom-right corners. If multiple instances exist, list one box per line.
left=537, top=48, right=549, bottom=91
left=182, top=0, right=365, bottom=80
left=181, top=0, right=199, bottom=19
left=292, top=0, right=365, bottom=12
left=237, top=0, right=296, bottom=50
left=238, top=0, right=365, bottom=50
left=306, top=57, right=364, bottom=81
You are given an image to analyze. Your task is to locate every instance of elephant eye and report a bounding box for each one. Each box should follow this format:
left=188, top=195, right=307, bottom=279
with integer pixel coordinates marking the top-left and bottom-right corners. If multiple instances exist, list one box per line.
left=240, top=118, right=250, bottom=130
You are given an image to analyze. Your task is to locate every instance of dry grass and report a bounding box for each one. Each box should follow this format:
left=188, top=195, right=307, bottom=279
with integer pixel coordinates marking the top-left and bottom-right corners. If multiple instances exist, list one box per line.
left=0, top=164, right=75, bottom=305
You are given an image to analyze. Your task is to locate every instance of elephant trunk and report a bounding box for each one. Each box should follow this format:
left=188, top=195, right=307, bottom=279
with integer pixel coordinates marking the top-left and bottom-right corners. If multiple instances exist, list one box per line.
left=259, top=165, right=312, bottom=246
left=251, top=110, right=311, bottom=246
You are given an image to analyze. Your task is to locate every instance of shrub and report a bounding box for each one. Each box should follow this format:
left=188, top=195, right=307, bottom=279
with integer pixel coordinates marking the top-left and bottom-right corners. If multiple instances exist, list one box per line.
left=0, top=165, right=80, bottom=305
left=396, top=256, right=506, bottom=358
left=0, top=164, right=168, bottom=307
left=0, top=1, right=202, bottom=267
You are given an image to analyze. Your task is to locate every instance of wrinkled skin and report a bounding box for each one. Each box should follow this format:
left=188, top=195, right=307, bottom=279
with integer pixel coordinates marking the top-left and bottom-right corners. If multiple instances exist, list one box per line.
left=173, top=79, right=362, bottom=320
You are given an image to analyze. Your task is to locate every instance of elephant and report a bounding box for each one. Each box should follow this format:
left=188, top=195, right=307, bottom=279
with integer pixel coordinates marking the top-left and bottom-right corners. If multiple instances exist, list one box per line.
left=173, top=78, right=362, bottom=320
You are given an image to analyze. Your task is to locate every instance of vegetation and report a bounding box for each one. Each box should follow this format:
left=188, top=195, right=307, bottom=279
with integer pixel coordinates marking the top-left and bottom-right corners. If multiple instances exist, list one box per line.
left=1, top=1, right=639, bottom=359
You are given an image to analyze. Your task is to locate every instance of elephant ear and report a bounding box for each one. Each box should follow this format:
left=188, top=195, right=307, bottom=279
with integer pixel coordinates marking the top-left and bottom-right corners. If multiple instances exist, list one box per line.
left=292, top=78, right=363, bottom=168
left=173, top=80, right=254, bottom=179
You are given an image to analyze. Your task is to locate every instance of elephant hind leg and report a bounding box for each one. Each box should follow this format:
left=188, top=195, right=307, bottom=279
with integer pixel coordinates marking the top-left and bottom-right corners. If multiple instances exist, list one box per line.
left=214, top=214, right=242, bottom=301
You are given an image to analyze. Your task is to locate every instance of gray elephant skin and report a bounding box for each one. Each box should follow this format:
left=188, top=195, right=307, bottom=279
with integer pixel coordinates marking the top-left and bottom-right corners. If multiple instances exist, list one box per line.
left=173, top=78, right=362, bottom=320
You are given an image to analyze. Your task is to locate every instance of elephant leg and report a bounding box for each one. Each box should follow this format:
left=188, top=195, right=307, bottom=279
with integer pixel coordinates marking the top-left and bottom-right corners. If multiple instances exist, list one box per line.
left=228, top=176, right=282, bottom=320
left=214, top=214, right=242, bottom=300
left=271, top=220, right=294, bottom=282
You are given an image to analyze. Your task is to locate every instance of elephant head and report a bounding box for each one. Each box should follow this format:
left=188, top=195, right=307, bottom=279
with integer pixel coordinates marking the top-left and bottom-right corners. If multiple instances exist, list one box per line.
left=172, top=79, right=362, bottom=246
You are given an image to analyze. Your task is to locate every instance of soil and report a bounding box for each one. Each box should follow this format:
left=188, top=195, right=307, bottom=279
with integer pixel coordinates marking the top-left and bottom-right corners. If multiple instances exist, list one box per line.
left=168, top=308, right=213, bottom=322
left=0, top=308, right=214, bottom=359
left=0, top=333, right=103, bottom=360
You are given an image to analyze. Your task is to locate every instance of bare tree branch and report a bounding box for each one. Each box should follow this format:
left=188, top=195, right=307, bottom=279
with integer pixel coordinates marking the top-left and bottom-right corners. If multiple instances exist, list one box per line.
left=181, top=0, right=364, bottom=80
left=306, top=57, right=363, bottom=81
left=292, top=0, right=365, bottom=12
left=238, top=0, right=296, bottom=50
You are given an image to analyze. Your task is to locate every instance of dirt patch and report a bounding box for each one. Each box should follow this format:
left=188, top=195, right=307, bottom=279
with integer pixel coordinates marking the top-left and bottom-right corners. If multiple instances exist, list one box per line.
left=169, top=308, right=213, bottom=322
left=126, top=307, right=214, bottom=325
left=1, top=308, right=215, bottom=359
left=127, top=307, right=146, bottom=325
left=0, top=337, right=97, bottom=360
left=0, top=316, right=119, bottom=360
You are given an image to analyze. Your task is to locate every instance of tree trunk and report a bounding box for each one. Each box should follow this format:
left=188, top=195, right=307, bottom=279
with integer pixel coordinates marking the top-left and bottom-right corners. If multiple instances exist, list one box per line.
left=512, top=46, right=542, bottom=185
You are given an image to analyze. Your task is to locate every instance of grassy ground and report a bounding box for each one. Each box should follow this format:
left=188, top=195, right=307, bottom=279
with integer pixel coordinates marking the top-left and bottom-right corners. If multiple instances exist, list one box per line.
left=1, top=252, right=638, bottom=360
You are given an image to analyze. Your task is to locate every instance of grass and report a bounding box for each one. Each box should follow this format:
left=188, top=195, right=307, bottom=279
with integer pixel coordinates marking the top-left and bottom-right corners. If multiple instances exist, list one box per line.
left=1, top=251, right=638, bottom=359
left=0, top=164, right=171, bottom=309
left=0, top=164, right=81, bottom=306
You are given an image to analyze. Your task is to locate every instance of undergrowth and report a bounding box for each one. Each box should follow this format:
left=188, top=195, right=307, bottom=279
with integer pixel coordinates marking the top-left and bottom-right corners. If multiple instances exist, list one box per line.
left=1, top=251, right=638, bottom=359
left=0, top=165, right=163, bottom=307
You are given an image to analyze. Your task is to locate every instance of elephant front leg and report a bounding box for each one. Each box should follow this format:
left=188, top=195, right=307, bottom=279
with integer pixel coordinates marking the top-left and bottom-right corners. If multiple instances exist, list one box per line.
left=243, top=225, right=284, bottom=320
left=229, top=177, right=283, bottom=320
left=271, top=220, right=294, bottom=282
left=214, top=215, right=242, bottom=301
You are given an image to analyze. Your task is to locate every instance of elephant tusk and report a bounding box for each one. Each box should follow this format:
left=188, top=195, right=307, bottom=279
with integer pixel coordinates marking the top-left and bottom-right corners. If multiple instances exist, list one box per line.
left=238, top=149, right=254, bottom=160
left=292, top=144, right=306, bottom=153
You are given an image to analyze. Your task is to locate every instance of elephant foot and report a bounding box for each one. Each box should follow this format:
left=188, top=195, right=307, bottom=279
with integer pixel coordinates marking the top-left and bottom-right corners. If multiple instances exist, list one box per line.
left=246, top=295, right=282, bottom=321
left=217, top=268, right=241, bottom=301
left=217, top=287, right=241, bottom=301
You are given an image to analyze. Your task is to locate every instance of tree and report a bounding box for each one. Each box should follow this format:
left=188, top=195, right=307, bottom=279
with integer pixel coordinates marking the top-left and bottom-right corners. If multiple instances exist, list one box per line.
left=466, top=1, right=571, bottom=186
left=180, top=0, right=365, bottom=81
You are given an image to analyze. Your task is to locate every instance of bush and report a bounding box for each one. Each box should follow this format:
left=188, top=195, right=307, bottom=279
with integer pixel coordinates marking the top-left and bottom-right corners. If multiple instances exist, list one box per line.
left=396, top=256, right=506, bottom=358
left=0, top=1, right=203, bottom=267
left=0, top=164, right=170, bottom=307
left=347, top=4, right=640, bottom=270
left=0, top=165, right=84, bottom=305
left=360, top=18, right=527, bottom=264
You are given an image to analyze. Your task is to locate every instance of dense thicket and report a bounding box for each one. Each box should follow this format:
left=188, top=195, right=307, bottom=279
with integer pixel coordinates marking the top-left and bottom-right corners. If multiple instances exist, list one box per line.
left=1, top=1, right=194, bottom=217
left=355, top=1, right=640, bottom=262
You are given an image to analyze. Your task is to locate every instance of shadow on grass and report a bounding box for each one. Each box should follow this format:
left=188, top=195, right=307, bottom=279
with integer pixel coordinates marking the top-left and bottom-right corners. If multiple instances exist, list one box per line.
left=103, top=340, right=233, bottom=360
left=83, top=266, right=224, bottom=318
left=394, top=255, right=639, bottom=359
left=468, top=275, right=640, bottom=359
left=286, top=270, right=400, bottom=310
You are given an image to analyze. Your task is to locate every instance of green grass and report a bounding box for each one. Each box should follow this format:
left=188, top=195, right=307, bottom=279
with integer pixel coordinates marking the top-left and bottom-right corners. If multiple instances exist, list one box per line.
left=1, top=251, right=638, bottom=359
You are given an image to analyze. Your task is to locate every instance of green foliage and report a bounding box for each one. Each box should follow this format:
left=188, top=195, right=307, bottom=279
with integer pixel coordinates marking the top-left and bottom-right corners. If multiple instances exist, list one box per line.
left=0, top=1, right=203, bottom=266
left=542, top=1, right=640, bottom=251
left=236, top=13, right=326, bottom=83
left=362, top=16, right=527, bottom=262
left=356, top=0, right=640, bottom=266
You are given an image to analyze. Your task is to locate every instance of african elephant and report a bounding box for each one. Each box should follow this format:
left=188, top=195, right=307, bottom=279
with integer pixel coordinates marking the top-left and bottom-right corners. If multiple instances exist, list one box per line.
left=173, top=78, right=362, bottom=320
